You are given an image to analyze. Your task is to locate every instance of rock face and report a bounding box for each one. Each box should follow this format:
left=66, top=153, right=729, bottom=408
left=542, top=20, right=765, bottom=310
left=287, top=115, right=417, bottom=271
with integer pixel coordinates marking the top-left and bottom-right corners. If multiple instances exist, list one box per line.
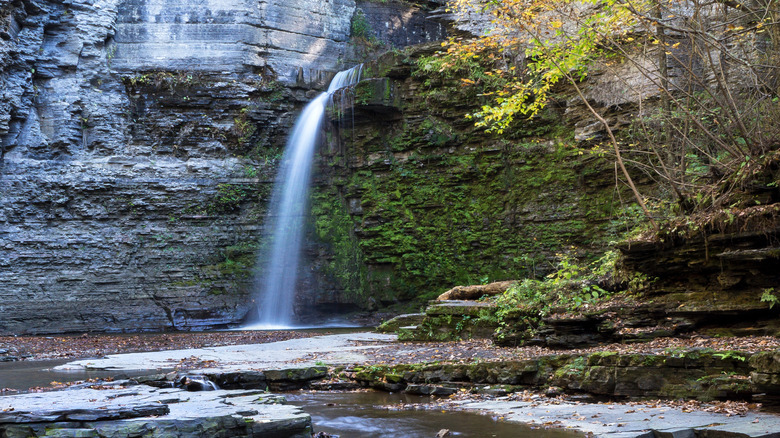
left=0, top=0, right=447, bottom=334
left=617, top=221, right=780, bottom=337
left=112, top=0, right=354, bottom=84
left=304, top=49, right=632, bottom=310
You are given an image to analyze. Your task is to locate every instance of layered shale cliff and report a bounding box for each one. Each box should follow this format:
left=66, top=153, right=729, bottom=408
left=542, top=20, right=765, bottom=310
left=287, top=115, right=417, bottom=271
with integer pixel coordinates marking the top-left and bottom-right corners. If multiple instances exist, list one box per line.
left=6, top=0, right=772, bottom=335
left=0, top=0, right=445, bottom=334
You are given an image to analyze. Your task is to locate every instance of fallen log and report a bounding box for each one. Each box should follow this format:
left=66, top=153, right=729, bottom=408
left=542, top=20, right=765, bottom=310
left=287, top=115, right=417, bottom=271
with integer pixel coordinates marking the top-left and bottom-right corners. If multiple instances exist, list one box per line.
left=436, top=280, right=516, bottom=301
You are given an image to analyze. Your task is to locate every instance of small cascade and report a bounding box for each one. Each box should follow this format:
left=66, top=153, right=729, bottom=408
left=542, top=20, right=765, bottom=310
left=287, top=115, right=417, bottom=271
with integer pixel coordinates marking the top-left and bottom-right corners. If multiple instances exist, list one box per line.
left=246, top=65, right=363, bottom=330
left=176, top=374, right=219, bottom=391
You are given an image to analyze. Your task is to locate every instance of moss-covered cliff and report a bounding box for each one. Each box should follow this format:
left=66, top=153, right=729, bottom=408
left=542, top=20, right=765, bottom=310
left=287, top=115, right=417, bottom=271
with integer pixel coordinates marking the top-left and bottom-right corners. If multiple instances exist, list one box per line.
left=305, top=50, right=642, bottom=311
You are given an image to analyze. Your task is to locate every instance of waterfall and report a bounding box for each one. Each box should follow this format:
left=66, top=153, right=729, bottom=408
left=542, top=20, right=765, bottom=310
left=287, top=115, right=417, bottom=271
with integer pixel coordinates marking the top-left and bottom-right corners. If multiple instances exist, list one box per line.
left=246, top=65, right=363, bottom=329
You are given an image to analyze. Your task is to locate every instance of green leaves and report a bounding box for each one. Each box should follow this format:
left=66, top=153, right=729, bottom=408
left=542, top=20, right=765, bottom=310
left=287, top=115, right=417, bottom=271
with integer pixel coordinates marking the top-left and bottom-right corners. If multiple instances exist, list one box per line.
left=449, top=0, right=638, bottom=133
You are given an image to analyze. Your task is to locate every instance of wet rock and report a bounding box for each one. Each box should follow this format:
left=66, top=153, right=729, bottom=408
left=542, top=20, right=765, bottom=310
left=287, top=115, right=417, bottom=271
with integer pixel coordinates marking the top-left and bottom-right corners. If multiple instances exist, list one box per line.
left=458, top=399, right=780, bottom=438
left=405, top=384, right=458, bottom=396
left=208, top=370, right=267, bottom=390
left=176, top=374, right=219, bottom=392
left=309, top=380, right=361, bottom=391
left=750, top=351, right=780, bottom=398
left=545, top=386, right=564, bottom=396
left=337, top=346, right=769, bottom=402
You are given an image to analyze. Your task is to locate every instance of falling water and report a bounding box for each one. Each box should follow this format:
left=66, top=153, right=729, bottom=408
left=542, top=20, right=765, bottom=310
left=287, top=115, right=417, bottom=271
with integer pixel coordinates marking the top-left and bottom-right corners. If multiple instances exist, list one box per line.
left=246, top=65, right=363, bottom=329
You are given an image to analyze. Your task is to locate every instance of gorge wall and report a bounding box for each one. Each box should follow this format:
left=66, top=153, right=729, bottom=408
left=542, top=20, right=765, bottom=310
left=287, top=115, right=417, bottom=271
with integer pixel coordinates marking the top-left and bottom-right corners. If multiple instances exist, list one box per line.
left=2, top=0, right=730, bottom=334
left=0, top=0, right=445, bottom=334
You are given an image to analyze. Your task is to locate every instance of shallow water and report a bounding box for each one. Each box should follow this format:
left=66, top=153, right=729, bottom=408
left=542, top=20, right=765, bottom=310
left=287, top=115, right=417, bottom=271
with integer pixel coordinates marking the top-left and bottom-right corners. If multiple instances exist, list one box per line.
left=0, top=359, right=159, bottom=393
left=3, top=360, right=583, bottom=436
left=286, top=391, right=584, bottom=438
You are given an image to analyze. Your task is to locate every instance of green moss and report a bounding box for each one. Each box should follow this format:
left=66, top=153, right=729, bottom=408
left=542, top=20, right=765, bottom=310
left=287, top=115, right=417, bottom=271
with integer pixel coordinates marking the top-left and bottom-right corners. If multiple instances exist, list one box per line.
left=587, top=351, right=618, bottom=366
left=310, top=190, right=370, bottom=303
left=310, top=51, right=639, bottom=309
left=199, top=183, right=251, bottom=215
left=354, top=81, right=374, bottom=106
left=256, top=79, right=286, bottom=103
left=318, top=137, right=624, bottom=305
left=554, top=356, right=588, bottom=379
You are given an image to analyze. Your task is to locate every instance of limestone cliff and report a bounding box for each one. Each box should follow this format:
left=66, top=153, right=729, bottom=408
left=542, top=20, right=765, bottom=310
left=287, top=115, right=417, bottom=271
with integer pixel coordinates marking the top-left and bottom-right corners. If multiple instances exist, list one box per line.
left=0, top=0, right=445, bottom=334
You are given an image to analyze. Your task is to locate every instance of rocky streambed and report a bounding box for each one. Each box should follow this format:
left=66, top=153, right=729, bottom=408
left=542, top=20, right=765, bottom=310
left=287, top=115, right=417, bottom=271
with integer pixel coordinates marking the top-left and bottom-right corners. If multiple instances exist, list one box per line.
left=2, top=332, right=780, bottom=437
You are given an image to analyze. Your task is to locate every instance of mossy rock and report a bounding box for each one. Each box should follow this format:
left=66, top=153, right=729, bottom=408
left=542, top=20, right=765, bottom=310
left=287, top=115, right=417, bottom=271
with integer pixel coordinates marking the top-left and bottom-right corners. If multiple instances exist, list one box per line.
left=376, top=313, right=425, bottom=332
left=425, top=301, right=497, bottom=317
left=749, top=350, right=780, bottom=374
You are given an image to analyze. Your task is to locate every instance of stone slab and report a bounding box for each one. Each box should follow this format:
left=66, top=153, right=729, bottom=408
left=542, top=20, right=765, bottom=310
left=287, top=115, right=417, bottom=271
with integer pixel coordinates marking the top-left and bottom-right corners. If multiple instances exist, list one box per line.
left=57, top=332, right=397, bottom=372
left=458, top=399, right=780, bottom=438
left=0, top=386, right=311, bottom=438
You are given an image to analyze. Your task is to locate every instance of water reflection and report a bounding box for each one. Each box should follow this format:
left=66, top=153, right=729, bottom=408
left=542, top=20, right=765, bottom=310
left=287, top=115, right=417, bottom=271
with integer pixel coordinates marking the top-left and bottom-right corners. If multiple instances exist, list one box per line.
left=0, top=359, right=159, bottom=394
left=286, top=391, right=584, bottom=438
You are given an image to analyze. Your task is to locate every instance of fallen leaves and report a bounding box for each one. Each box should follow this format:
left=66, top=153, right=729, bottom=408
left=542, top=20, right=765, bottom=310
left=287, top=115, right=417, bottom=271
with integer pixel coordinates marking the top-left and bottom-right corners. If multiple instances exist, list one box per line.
left=175, top=357, right=218, bottom=370
left=0, top=330, right=327, bottom=362
left=352, top=334, right=780, bottom=368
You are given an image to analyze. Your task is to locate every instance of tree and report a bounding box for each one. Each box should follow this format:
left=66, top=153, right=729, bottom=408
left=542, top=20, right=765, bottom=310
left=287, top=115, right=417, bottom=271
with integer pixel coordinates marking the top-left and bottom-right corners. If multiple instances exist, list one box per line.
left=443, top=0, right=780, bottom=231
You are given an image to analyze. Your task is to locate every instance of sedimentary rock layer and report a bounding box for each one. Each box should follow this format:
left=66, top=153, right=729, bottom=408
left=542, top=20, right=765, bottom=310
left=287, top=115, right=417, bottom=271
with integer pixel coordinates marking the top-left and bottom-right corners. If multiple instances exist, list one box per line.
left=0, top=0, right=445, bottom=334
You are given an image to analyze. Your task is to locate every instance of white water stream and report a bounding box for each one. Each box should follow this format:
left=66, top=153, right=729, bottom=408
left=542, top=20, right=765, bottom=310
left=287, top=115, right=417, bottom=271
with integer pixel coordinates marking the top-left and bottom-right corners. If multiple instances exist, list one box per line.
left=246, top=66, right=363, bottom=329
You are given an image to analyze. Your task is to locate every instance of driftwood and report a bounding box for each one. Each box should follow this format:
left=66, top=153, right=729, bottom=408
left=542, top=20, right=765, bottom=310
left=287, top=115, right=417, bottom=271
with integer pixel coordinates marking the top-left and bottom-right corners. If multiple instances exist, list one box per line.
left=436, top=280, right=516, bottom=301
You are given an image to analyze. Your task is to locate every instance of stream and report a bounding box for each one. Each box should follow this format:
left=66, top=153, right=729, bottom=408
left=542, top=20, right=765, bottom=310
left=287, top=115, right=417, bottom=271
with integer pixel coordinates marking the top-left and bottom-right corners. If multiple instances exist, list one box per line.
left=286, top=391, right=583, bottom=438
left=0, top=359, right=157, bottom=391
left=0, top=359, right=584, bottom=437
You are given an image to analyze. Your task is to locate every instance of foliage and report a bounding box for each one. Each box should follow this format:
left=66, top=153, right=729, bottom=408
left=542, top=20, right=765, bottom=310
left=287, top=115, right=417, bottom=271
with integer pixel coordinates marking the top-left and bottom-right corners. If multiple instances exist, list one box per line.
left=490, top=250, right=619, bottom=330
left=415, top=50, right=513, bottom=97
left=256, top=79, right=286, bottom=103
left=445, top=0, right=780, bottom=228
left=712, top=351, right=747, bottom=362
left=351, top=8, right=381, bottom=49
left=125, top=71, right=199, bottom=91
left=445, top=0, right=634, bottom=134
left=761, top=288, right=779, bottom=309
left=233, top=108, right=257, bottom=146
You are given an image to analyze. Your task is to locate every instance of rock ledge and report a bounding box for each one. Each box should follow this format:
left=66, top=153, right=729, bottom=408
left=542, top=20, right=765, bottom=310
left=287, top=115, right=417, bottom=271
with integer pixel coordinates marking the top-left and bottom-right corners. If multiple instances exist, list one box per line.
left=0, top=386, right=311, bottom=438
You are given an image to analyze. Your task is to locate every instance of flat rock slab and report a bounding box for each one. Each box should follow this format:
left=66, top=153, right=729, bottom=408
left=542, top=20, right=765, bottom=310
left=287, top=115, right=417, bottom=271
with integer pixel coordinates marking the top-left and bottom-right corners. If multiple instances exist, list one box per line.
left=0, top=386, right=311, bottom=438
left=57, top=332, right=397, bottom=372
left=459, top=399, right=780, bottom=437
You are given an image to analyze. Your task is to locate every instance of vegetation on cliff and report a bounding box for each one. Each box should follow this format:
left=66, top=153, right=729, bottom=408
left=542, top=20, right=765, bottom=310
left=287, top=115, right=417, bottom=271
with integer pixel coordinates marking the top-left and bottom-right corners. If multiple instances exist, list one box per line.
left=443, top=0, right=780, bottom=231
left=358, top=0, right=779, bottom=345
left=311, top=61, right=635, bottom=309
